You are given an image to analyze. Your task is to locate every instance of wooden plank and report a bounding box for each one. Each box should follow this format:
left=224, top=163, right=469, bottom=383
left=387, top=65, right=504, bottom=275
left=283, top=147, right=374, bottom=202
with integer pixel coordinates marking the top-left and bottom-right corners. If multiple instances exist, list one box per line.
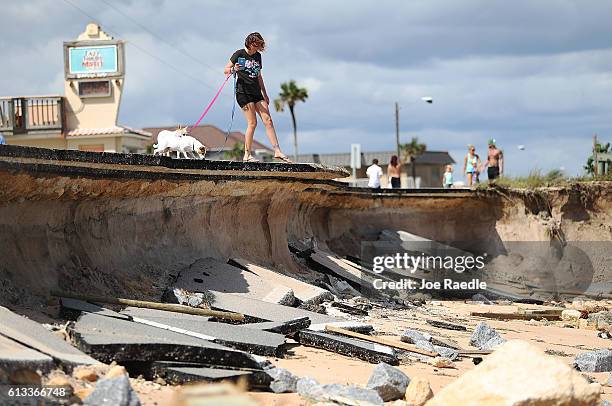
left=324, top=325, right=437, bottom=357
left=470, top=311, right=560, bottom=321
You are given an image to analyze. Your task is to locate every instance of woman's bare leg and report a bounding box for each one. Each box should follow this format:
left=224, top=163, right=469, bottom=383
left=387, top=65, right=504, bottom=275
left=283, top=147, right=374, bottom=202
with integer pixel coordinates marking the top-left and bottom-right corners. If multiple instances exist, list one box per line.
left=241, top=103, right=257, bottom=160
left=466, top=173, right=473, bottom=186
left=255, top=100, right=289, bottom=159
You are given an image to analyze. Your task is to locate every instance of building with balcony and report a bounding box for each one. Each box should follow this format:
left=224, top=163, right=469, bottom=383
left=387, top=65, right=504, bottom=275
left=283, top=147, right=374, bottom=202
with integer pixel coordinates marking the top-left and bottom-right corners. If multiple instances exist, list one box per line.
left=1, top=23, right=150, bottom=152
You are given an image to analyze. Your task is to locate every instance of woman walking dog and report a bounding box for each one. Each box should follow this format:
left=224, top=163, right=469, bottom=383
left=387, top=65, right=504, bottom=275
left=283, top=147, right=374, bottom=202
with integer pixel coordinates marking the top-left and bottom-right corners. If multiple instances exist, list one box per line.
left=224, top=32, right=291, bottom=163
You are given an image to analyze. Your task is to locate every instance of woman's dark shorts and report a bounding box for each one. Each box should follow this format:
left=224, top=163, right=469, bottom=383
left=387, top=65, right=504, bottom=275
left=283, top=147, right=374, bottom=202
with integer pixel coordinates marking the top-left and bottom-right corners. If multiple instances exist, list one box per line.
left=236, top=92, right=264, bottom=108
left=390, top=177, right=401, bottom=188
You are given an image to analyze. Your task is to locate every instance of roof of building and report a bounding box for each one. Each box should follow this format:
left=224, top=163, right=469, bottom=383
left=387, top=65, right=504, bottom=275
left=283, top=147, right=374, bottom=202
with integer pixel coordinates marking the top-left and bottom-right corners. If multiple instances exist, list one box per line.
left=143, top=125, right=272, bottom=152
left=295, top=150, right=455, bottom=166
left=66, top=125, right=151, bottom=137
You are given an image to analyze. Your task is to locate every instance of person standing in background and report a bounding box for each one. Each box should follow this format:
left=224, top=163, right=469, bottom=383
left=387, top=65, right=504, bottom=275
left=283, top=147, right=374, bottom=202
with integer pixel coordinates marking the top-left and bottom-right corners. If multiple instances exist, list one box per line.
left=387, top=155, right=401, bottom=188
left=366, top=159, right=383, bottom=189
left=442, top=165, right=454, bottom=188
left=484, top=138, right=504, bottom=181
left=463, top=145, right=481, bottom=187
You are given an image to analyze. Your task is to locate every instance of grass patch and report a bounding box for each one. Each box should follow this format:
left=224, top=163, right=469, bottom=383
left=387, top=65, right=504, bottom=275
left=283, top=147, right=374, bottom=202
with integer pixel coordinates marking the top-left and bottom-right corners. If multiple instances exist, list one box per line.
left=476, top=169, right=612, bottom=189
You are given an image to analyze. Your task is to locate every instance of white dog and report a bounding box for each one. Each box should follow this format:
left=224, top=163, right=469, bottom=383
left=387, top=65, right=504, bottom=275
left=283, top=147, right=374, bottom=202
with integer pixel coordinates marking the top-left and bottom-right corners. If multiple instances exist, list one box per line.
left=153, top=127, right=206, bottom=159
left=177, top=135, right=207, bottom=159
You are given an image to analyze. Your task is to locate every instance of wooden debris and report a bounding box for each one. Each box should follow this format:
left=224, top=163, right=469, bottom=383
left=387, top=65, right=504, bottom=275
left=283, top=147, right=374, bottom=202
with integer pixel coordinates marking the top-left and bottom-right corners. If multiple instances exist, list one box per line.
left=325, top=325, right=438, bottom=357
left=470, top=311, right=560, bottom=321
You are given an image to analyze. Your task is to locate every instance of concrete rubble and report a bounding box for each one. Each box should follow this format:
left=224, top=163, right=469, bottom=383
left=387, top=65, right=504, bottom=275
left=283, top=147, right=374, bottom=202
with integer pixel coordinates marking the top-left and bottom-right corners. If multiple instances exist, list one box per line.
left=469, top=320, right=507, bottom=350
left=366, top=362, right=410, bottom=401
left=574, top=349, right=612, bottom=372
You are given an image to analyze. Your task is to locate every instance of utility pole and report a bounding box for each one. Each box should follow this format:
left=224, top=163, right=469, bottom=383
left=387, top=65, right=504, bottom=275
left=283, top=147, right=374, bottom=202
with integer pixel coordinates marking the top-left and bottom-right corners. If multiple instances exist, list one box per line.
left=395, top=102, right=400, bottom=159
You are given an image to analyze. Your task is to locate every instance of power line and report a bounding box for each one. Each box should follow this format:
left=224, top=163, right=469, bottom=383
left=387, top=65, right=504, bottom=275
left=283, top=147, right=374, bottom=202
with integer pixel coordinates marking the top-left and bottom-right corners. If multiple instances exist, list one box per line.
left=60, top=0, right=220, bottom=93
left=98, top=0, right=219, bottom=75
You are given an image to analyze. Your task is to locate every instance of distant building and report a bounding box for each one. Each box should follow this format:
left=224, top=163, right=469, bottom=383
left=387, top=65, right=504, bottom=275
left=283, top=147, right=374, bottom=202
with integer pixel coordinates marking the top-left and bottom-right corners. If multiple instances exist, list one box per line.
left=144, top=125, right=273, bottom=160
left=296, top=150, right=455, bottom=188
left=0, top=23, right=150, bottom=152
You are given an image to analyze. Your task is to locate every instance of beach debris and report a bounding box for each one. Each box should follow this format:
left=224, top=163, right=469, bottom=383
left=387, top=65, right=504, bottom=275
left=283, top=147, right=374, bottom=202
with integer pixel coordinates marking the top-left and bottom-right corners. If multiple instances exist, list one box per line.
left=83, top=375, right=140, bottom=406
left=366, top=362, right=410, bottom=401
left=426, top=319, right=467, bottom=331
left=426, top=340, right=601, bottom=406
left=404, top=376, right=433, bottom=406
left=267, top=368, right=298, bottom=393
left=297, top=376, right=384, bottom=406
left=470, top=321, right=506, bottom=350
left=574, top=349, right=612, bottom=372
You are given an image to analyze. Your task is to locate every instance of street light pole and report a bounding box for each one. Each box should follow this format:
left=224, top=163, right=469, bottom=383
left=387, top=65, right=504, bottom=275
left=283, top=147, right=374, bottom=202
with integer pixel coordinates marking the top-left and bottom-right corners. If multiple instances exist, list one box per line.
left=395, top=102, right=400, bottom=158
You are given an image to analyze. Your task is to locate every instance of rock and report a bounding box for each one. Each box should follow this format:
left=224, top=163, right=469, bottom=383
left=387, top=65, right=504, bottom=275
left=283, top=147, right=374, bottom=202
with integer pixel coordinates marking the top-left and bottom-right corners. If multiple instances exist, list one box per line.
left=74, top=366, right=99, bottom=382
left=400, top=329, right=431, bottom=344
left=575, top=349, right=612, bottom=372
left=298, top=376, right=383, bottom=405
left=607, top=373, right=612, bottom=386
left=267, top=368, right=298, bottom=393
left=403, top=376, right=433, bottom=406
left=562, top=309, right=583, bottom=321
left=83, top=375, right=140, bottom=406
left=427, top=357, right=456, bottom=369
left=105, top=365, right=128, bottom=379
left=471, top=293, right=492, bottom=304
left=603, top=400, right=612, bottom=406
left=433, top=345, right=458, bottom=361
left=480, top=334, right=507, bottom=351
left=366, top=362, right=410, bottom=401
left=414, top=340, right=436, bottom=353
left=470, top=321, right=506, bottom=350
left=426, top=340, right=601, bottom=406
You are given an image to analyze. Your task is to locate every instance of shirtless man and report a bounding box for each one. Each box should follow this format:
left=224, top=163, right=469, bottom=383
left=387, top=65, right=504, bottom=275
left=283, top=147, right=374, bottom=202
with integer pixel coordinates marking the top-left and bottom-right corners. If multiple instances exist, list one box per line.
left=485, top=139, right=503, bottom=181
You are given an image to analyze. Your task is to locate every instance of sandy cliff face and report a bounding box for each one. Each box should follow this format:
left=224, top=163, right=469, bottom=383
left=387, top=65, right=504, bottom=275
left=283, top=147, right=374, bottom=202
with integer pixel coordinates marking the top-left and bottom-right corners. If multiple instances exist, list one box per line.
left=0, top=164, right=610, bottom=306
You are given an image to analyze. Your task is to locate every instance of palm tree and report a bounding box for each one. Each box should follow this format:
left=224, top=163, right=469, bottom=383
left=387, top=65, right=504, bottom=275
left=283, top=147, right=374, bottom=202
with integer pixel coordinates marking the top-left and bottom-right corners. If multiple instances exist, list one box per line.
left=400, top=137, right=427, bottom=185
left=274, top=81, right=308, bottom=161
left=224, top=141, right=244, bottom=161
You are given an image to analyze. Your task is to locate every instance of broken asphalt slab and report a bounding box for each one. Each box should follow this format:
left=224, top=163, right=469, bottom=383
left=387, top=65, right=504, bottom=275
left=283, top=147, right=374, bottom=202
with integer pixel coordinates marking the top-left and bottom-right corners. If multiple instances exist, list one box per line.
left=205, top=290, right=372, bottom=332
left=231, top=258, right=332, bottom=304
left=297, top=330, right=399, bottom=365
left=59, top=297, right=132, bottom=321
left=0, top=306, right=98, bottom=369
left=242, top=317, right=311, bottom=336
left=119, top=307, right=287, bottom=357
left=0, top=334, right=54, bottom=375
left=151, top=361, right=272, bottom=389
left=173, top=258, right=309, bottom=306
left=71, top=312, right=262, bottom=369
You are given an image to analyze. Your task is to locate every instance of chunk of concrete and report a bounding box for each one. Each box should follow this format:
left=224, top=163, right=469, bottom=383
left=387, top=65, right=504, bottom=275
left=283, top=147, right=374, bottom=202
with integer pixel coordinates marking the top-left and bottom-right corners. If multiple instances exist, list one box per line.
left=470, top=321, right=505, bottom=350
left=0, top=334, right=54, bottom=375
left=72, top=313, right=262, bottom=369
left=267, top=368, right=298, bottom=393
left=366, top=362, right=410, bottom=401
left=480, top=334, right=507, bottom=351
left=400, top=329, right=431, bottom=344
left=0, top=306, right=98, bottom=368
left=433, top=345, right=459, bottom=361
left=297, top=330, right=398, bottom=365
left=297, top=376, right=383, bottom=406
left=83, top=375, right=140, bottom=406
left=414, top=340, right=436, bottom=353
left=426, top=340, right=601, bottom=406
left=574, top=349, right=612, bottom=372
left=404, top=376, right=433, bottom=406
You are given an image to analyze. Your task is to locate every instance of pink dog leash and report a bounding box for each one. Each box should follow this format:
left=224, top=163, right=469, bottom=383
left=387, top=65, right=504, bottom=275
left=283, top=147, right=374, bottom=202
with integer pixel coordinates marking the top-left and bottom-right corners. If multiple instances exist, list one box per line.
left=189, top=73, right=233, bottom=131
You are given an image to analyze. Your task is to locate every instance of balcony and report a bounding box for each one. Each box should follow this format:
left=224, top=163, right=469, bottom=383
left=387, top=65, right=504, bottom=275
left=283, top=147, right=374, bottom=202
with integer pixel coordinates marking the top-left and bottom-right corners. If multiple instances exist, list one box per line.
left=0, top=96, right=64, bottom=134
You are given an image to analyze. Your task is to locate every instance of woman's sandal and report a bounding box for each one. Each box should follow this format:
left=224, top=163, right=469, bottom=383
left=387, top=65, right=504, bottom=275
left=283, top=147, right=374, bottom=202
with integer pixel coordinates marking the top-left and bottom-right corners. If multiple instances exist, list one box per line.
left=243, top=156, right=260, bottom=163
left=273, top=155, right=292, bottom=163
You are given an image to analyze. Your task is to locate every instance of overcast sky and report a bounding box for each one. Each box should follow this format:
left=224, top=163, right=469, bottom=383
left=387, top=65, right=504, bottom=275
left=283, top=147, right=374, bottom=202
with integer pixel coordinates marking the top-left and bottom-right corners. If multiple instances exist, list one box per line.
left=2, top=0, right=612, bottom=176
